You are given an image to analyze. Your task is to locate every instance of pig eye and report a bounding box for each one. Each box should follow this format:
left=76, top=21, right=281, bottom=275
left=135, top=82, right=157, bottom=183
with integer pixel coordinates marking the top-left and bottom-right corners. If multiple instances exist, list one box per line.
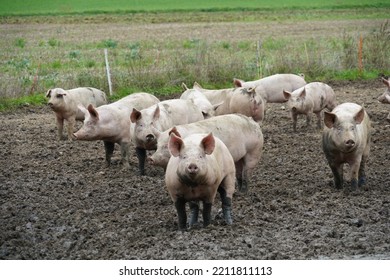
left=56, top=95, right=63, bottom=99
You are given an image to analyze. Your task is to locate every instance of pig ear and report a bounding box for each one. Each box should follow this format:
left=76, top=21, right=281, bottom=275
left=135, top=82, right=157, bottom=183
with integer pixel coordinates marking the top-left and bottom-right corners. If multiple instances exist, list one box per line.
left=283, top=90, right=291, bottom=101
left=213, top=101, right=224, bottom=111
left=87, top=104, right=99, bottom=120
left=382, top=77, right=390, bottom=87
left=168, top=133, right=183, bottom=157
left=233, top=78, right=243, bottom=88
left=193, top=81, right=202, bottom=89
left=169, top=127, right=182, bottom=138
left=181, top=83, right=189, bottom=90
left=354, top=107, right=365, bottom=124
left=324, top=111, right=337, bottom=128
left=201, top=133, right=215, bottom=155
left=130, top=108, right=141, bottom=123
left=153, top=105, right=160, bottom=121
left=46, top=89, right=52, bottom=98
left=299, top=87, right=306, bottom=98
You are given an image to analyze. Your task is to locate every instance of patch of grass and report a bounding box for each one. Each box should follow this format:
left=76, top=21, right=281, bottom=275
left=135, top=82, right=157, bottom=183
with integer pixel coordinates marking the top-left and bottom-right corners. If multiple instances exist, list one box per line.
left=0, top=93, right=46, bottom=111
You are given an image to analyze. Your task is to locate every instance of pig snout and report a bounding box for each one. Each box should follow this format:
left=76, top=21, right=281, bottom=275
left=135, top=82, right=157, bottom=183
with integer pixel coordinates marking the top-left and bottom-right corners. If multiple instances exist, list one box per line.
left=146, top=134, right=155, bottom=142
left=187, top=163, right=199, bottom=175
left=345, top=139, right=355, bottom=148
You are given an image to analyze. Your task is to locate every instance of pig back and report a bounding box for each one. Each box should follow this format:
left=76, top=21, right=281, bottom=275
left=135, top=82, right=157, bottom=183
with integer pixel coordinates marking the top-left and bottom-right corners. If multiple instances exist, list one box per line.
left=153, top=114, right=263, bottom=168
left=254, top=74, right=307, bottom=103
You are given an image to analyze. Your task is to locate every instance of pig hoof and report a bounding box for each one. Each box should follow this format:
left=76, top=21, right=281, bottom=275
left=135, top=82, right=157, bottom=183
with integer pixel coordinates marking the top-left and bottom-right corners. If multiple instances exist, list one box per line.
left=358, top=176, right=366, bottom=187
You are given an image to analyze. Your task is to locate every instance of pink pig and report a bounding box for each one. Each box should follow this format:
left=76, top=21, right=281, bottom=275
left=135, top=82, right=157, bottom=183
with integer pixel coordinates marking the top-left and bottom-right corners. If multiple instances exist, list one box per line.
left=322, top=102, right=371, bottom=190
left=283, top=82, right=337, bottom=132
left=165, top=133, right=236, bottom=230
left=73, top=93, right=159, bottom=168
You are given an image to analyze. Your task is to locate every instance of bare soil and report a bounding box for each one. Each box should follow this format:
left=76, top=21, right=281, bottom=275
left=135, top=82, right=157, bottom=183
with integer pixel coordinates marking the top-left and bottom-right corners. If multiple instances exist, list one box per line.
left=1, top=80, right=389, bottom=260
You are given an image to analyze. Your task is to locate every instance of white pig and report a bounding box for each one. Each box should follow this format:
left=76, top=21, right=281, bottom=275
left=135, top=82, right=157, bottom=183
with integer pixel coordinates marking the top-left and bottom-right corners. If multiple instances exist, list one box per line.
left=73, top=93, right=159, bottom=168
left=46, top=87, right=107, bottom=140
left=234, top=73, right=307, bottom=103
left=165, top=132, right=236, bottom=230
left=193, top=82, right=264, bottom=123
left=283, top=82, right=337, bottom=132
left=377, top=77, right=390, bottom=104
left=180, top=83, right=217, bottom=118
left=130, top=98, right=204, bottom=175
left=149, top=114, right=263, bottom=193
left=377, top=77, right=390, bottom=122
left=322, top=102, right=371, bottom=190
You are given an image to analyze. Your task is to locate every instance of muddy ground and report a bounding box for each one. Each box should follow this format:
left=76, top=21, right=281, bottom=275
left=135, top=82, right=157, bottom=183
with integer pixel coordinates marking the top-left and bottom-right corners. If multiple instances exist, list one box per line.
left=0, top=81, right=389, bottom=260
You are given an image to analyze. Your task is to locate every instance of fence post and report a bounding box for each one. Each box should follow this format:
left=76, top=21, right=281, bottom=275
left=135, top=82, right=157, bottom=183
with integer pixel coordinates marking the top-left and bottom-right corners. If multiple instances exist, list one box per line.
left=358, top=35, right=363, bottom=75
left=256, top=40, right=262, bottom=79
left=104, top=48, right=113, bottom=96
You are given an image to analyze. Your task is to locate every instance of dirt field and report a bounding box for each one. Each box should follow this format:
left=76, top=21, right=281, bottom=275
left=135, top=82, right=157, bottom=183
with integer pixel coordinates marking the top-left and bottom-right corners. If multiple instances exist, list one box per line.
left=1, top=80, right=389, bottom=260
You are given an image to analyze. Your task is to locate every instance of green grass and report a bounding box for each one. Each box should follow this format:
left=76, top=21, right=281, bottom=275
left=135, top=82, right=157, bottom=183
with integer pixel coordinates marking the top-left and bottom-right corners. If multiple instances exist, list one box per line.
left=1, top=1, right=390, bottom=111
left=1, top=0, right=389, bottom=16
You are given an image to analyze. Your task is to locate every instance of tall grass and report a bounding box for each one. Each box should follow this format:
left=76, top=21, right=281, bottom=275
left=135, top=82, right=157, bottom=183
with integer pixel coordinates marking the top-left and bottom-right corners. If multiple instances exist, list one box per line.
left=0, top=19, right=389, bottom=110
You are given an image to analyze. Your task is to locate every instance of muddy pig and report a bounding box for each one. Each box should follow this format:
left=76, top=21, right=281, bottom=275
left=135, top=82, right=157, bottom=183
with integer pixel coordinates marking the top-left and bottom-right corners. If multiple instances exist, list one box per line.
left=322, top=102, right=371, bottom=190
left=130, top=98, right=204, bottom=175
left=150, top=114, right=263, bottom=193
left=73, top=93, right=159, bottom=168
left=165, top=132, right=236, bottom=230
left=193, top=82, right=264, bottom=123
left=377, top=77, right=390, bottom=122
left=234, top=73, right=307, bottom=103
left=283, top=82, right=337, bottom=132
left=180, top=83, right=217, bottom=118
left=378, top=77, right=390, bottom=104
left=46, top=87, right=107, bottom=140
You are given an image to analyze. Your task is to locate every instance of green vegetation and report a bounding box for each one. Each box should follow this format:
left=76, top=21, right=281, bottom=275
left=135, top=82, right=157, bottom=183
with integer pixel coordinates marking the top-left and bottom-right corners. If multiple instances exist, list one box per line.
left=1, top=0, right=389, bottom=16
left=0, top=1, right=390, bottom=111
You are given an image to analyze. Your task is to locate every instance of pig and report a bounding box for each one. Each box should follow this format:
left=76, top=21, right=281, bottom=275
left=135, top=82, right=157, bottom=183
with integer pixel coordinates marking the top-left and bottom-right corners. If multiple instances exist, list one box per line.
left=193, top=82, right=264, bottom=123
left=377, top=77, right=390, bottom=122
left=322, top=102, right=371, bottom=190
left=46, top=87, right=107, bottom=140
left=180, top=83, right=217, bottom=118
left=283, top=82, right=337, bottom=132
left=149, top=114, right=263, bottom=193
left=73, top=92, right=159, bottom=168
left=165, top=132, right=236, bottom=230
left=130, top=98, right=205, bottom=175
left=377, top=77, right=390, bottom=104
left=234, top=73, right=307, bottom=103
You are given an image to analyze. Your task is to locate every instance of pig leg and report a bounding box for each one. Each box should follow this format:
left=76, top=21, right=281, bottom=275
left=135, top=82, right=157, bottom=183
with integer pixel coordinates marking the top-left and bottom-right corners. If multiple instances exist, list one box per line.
left=315, top=111, right=322, bottom=129
left=202, top=201, right=212, bottom=227
left=120, top=142, right=130, bottom=168
left=234, top=160, right=244, bottom=192
left=136, top=147, right=146, bottom=175
left=218, top=187, right=233, bottom=225
left=189, top=201, right=199, bottom=226
left=305, top=113, right=312, bottom=128
left=104, top=141, right=115, bottom=167
left=329, top=163, right=344, bottom=189
left=66, top=116, right=76, bottom=141
left=358, top=158, right=367, bottom=188
left=175, top=198, right=187, bottom=230
left=350, top=156, right=363, bottom=190
left=291, top=111, right=298, bottom=132
left=56, top=115, right=64, bottom=140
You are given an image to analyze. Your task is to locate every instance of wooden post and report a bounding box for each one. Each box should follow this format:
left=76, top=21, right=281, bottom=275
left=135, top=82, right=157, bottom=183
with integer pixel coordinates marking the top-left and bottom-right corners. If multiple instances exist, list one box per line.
left=256, top=40, right=262, bottom=78
left=104, top=48, right=113, bottom=96
left=358, top=35, right=363, bottom=75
